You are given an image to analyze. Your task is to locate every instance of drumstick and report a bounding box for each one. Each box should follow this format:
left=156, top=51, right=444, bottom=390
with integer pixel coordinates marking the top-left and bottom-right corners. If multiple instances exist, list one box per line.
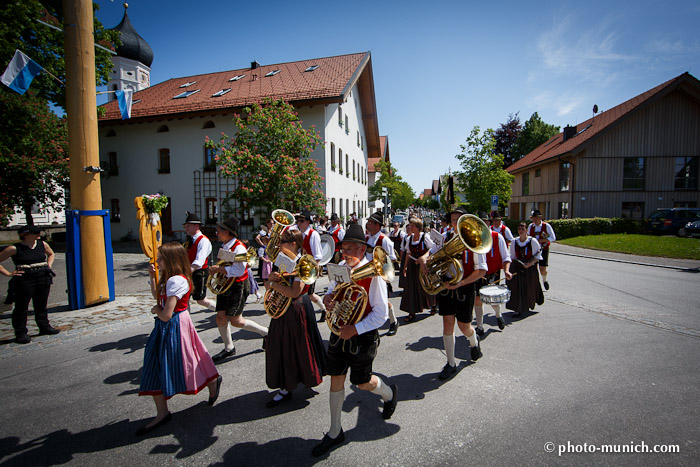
left=487, top=272, right=517, bottom=286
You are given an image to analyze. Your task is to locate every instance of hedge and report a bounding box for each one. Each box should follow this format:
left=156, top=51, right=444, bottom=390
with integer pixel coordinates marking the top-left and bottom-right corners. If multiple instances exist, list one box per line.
left=502, top=217, right=644, bottom=240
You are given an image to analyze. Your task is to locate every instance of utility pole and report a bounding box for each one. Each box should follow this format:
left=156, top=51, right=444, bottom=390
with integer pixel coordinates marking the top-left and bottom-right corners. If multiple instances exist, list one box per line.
left=63, top=0, right=109, bottom=306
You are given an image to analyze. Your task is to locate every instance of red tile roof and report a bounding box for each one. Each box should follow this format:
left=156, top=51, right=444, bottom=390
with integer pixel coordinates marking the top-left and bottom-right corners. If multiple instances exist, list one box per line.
left=99, top=52, right=370, bottom=122
left=507, top=72, right=700, bottom=173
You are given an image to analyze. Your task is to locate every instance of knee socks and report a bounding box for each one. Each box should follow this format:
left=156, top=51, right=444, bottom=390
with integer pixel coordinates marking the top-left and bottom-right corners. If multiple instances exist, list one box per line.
left=493, top=304, right=502, bottom=318
left=242, top=320, right=268, bottom=337
left=443, top=334, right=456, bottom=367
left=388, top=302, right=397, bottom=324
left=475, top=304, right=484, bottom=328
left=218, top=324, right=234, bottom=351
left=329, top=388, right=345, bottom=438
left=371, top=377, right=394, bottom=402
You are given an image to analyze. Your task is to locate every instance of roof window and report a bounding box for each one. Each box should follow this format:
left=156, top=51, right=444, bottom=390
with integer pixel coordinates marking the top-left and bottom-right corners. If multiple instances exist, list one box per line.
left=265, top=70, right=281, bottom=77
left=173, top=89, right=200, bottom=99
left=229, top=74, right=246, bottom=82
left=305, top=65, right=319, bottom=72
left=212, top=89, right=232, bottom=97
left=179, top=81, right=197, bottom=88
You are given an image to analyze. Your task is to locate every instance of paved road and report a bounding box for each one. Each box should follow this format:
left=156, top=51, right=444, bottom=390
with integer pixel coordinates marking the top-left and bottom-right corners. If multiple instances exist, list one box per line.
left=1, top=248, right=699, bottom=465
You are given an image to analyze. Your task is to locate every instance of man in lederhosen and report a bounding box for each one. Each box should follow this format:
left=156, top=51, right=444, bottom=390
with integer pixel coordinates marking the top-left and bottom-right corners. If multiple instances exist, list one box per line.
left=312, top=223, right=398, bottom=457
left=293, top=210, right=327, bottom=322
left=182, top=212, right=216, bottom=311
left=327, top=213, right=345, bottom=265
left=527, top=210, right=556, bottom=290
left=365, top=212, right=399, bottom=336
left=210, top=216, right=268, bottom=362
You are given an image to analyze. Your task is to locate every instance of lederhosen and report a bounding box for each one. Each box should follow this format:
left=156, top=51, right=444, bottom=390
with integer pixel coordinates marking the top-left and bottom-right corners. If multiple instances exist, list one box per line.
left=475, top=231, right=503, bottom=294
left=10, top=240, right=54, bottom=336
left=436, top=231, right=477, bottom=323
left=326, top=276, right=379, bottom=385
left=215, top=239, right=250, bottom=316
left=187, top=234, right=209, bottom=301
left=528, top=222, right=551, bottom=267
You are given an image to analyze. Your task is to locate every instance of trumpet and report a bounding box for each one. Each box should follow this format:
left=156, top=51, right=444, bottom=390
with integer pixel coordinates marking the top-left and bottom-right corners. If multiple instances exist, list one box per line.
left=326, top=247, right=394, bottom=336
left=264, top=253, right=319, bottom=319
left=206, top=246, right=258, bottom=295
left=266, top=209, right=295, bottom=262
left=419, top=214, right=492, bottom=295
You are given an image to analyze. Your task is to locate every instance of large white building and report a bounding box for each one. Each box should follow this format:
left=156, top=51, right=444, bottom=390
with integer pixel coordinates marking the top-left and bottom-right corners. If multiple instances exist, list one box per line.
left=98, top=34, right=380, bottom=241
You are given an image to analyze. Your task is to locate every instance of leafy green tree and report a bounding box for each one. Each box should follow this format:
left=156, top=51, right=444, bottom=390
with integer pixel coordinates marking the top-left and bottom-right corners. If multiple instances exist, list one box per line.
left=368, top=160, right=415, bottom=210
left=0, top=91, right=69, bottom=226
left=510, top=112, right=560, bottom=162
left=455, top=127, right=514, bottom=213
left=206, top=98, right=326, bottom=215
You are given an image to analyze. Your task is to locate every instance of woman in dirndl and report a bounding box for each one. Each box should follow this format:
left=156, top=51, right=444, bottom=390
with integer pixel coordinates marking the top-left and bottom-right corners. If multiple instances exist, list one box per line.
left=399, top=217, right=436, bottom=322
left=506, top=222, right=544, bottom=316
left=137, top=242, right=222, bottom=436
left=264, top=229, right=326, bottom=408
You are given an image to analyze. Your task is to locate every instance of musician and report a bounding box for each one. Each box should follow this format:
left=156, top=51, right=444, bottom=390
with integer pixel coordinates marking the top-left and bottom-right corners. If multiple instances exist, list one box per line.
left=327, top=213, right=345, bottom=264
left=317, top=216, right=329, bottom=234
left=473, top=213, right=512, bottom=335
left=292, top=210, right=327, bottom=322
left=210, top=216, right=268, bottom=363
left=264, top=230, right=326, bottom=408
left=313, top=224, right=398, bottom=457
left=506, top=222, right=544, bottom=315
left=490, top=211, right=514, bottom=245
left=388, top=221, right=406, bottom=265
left=527, top=210, right=556, bottom=290
left=439, top=215, right=450, bottom=235
left=182, top=213, right=216, bottom=311
left=420, top=206, right=487, bottom=380
left=365, top=212, right=399, bottom=336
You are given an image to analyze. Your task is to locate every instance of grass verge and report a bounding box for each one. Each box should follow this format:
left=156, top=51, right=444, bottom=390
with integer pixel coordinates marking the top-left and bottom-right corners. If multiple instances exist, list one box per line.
left=558, top=234, right=700, bottom=260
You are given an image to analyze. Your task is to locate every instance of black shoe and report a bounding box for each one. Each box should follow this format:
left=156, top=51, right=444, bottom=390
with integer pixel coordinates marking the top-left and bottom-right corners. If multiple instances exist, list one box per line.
left=544, top=281, right=549, bottom=290
left=312, top=429, right=345, bottom=457
left=383, top=384, right=398, bottom=420
left=470, top=342, right=483, bottom=361
left=265, top=391, right=292, bottom=408
left=39, top=326, right=60, bottom=335
left=135, top=412, right=172, bottom=436
left=208, top=375, right=223, bottom=406
left=212, top=347, right=236, bottom=362
left=317, top=311, right=326, bottom=323
left=475, top=326, right=484, bottom=337
left=438, top=363, right=457, bottom=380
left=387, top=322, right=398, bottom=336
left=497, top=317, right=505, bottom=330
left=14, top=334, right=31, bottom=344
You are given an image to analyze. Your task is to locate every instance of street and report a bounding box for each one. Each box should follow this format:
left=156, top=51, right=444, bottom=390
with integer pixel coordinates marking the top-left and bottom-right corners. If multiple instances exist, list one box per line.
left=1, top=248, right=699, bottom=466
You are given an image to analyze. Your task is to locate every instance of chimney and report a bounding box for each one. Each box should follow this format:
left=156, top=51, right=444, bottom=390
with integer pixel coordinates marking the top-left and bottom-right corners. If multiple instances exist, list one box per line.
left=562, top=125, right=577, bottom=142
left=251, top=60, right=261, bottom=70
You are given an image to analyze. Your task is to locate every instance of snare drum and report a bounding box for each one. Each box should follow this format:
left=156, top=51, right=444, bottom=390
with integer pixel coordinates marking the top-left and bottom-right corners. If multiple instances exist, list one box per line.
left=479, top=285, right=511, bottom=304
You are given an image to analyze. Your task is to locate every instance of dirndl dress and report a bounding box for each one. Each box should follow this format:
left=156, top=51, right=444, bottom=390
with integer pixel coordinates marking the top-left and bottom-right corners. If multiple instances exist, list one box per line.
left=139, top=275, right=219, bottom=399
left=506, top=238, right=544, bottom=314
left=400, top=234, right=433, bottom=314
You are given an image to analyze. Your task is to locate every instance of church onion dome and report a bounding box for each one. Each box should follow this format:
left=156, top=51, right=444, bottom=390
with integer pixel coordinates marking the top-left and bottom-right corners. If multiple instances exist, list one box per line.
left=110, top=7, right=153, bottom=67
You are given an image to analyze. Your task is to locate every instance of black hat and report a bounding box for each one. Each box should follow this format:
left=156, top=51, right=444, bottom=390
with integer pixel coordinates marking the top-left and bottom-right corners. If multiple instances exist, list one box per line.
left=441, top=214, right=449, bottom=223
left=342, top=224, right=368, bottom=246
left=490, top=211, right=503, bottom=220
left=478, top=211, right=489, bottom=221
left=330, top=213, right=339, bottom=221
left=531, top=209, right=543, bottom=218
left=18, top=225, right=41, bottom=236
left=216, top=216, right=240, bottom=235
left=447, top=204, right=467, bottom=215
left=296, top=209, right=312, bottom=222
left=367, top=211, right=384, bottom=226
left=183, top=211, right=202, bottom=224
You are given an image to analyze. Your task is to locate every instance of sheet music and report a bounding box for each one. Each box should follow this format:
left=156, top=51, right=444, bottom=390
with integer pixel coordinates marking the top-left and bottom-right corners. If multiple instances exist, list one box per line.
left=430, top=228, right=444, bottom=249
left=217, top=249, right=238, bottom=262
left=274, top=252, right=297, bottom=274
left=327, top=263, right=352, bottom=284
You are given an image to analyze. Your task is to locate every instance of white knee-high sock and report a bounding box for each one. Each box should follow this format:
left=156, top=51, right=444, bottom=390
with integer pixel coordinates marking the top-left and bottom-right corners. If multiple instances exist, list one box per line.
left=371, top=377, right=393, bottom=402
left=443, top=334, right=456, bottom=367
left=388, top=302, right=397, bottom=324
left=329, top=388, right=345, bottom=438
left=492, top=304, right=502, bottom=318
left=475, top=304, right=484, bottom=327
left=242, top=320, right=268, bottom=337
left=218, top=324, right=234, bottom=351
left=541, top=272, right=548, bottom=282
left=466, top=329, right=478, bottom=347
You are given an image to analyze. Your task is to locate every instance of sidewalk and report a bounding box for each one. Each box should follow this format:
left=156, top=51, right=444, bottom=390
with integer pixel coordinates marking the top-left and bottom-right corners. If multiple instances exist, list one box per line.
left=549, top=242, right=700, bottom=270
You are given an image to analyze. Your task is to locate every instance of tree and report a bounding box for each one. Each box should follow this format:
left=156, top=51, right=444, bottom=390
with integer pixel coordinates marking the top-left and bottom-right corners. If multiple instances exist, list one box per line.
left=494, top=112, right=522, bottom=167
left=510, top=112, right=560, bottom=162
left=368, top=160, right=415, bottom=211
left=0, top=91, right=69, bottom=226
left=455, top=127, right=514, bottom=214
left=206, top=98, right=326, bottom=216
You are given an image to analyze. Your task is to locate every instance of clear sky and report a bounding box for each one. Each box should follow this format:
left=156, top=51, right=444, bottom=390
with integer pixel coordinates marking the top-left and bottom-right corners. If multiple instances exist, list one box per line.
left=95, top=0, right=700, bottom=195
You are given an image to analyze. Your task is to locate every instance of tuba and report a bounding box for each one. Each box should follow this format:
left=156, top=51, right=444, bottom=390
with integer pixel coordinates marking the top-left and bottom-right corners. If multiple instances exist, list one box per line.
left=326, top=247, right=394, bottom=336
left=419, top=214, right=492, bottom=295
left=206, top=246, right=258, bottom=295
left=264, top=253, right=319, bottom=319
left=266, top=209, right=295, bottom=262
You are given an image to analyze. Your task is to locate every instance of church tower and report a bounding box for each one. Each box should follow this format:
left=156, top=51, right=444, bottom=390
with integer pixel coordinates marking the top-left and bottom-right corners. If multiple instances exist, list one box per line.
left=107, top=3, right=153, bottom=102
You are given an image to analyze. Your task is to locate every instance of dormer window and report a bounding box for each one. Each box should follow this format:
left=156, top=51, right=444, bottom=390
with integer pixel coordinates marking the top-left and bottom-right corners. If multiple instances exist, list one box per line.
left=174, top=89, right=200, bottom=99
left=179, top=81, right=197, bottom=88
left=229, top=74, right=246, bottom=81
left=212, top=89, right=232, bottom=97
left=265, top=70, right=281, bottom=77
left=305, top=65, right=319, bottom=72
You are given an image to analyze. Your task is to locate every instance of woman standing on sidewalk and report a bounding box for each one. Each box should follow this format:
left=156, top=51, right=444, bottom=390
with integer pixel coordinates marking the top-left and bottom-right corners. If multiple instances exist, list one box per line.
left=137, top=242, right=222, bottom=436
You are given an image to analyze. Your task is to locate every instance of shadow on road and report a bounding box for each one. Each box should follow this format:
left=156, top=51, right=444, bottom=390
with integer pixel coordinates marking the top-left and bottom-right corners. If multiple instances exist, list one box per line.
left=88, top=333, right=149, bottom=355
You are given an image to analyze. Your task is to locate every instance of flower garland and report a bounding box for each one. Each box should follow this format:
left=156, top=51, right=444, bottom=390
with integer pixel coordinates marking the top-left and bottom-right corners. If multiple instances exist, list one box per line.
left=141, top=193, right=168, bottom=226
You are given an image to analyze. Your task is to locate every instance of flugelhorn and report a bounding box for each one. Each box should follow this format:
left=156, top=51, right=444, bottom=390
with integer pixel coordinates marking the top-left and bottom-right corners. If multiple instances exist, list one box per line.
left=266, top=209, right=295, bottom=262
left=263, top=253, right=319, bottom=319
left=326, top=247, right=394, bottom=336
left=419, top=214, right=492, bottom=295
left=206, top=246, right=258, bottom=295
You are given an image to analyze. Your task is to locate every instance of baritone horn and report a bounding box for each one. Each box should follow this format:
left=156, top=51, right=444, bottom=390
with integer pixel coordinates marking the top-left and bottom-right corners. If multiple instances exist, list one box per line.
left=419, top=214, right=492, bottom=295
left=266, top=209, right=295, bottom=262
left=326, top=247, right=394, bottom=336
left=263, top=253, right=319, bottom=319
left=206, top=246, right=258, bottom=295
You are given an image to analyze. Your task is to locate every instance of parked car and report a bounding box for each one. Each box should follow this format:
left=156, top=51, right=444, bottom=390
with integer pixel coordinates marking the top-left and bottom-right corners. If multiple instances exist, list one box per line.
left=391, top=214, right=406, bottom=227
left=679, top=220, right=700, bottom=238
left=647, top=208, right=700, bottom=235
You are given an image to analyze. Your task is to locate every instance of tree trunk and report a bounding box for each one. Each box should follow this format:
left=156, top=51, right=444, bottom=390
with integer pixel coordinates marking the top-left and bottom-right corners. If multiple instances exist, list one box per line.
left=24, top=203, right=34, bottom=226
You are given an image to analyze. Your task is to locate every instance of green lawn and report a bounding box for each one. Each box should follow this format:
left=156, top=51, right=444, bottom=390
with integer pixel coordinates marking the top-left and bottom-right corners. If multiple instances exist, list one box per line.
left=558, top=234, right=700, bottom=260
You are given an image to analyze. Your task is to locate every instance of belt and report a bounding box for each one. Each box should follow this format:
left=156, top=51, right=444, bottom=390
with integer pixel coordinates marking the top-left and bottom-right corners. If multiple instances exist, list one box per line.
left=17, top=262, right=48, bottom=270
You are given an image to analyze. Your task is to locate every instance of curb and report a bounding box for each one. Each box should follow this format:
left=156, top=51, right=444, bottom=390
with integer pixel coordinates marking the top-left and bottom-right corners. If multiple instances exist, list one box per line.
left=551, top=250, right=700, bottom=272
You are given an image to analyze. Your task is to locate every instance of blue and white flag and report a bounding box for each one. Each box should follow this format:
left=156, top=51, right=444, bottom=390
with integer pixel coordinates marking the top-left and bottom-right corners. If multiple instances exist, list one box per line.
left=115, top=89, right=133, bottom=120
left=1, top=50, right=43, bottom=95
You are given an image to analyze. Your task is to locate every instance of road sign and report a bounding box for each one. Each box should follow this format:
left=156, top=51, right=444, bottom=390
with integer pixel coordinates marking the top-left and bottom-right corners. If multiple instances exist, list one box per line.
left=491, top=195, right=499, bottom=212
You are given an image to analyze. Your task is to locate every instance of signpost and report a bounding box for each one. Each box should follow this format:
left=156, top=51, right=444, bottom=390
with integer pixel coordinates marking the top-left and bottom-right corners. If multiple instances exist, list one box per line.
left=491, top=195, right=499, bottom=214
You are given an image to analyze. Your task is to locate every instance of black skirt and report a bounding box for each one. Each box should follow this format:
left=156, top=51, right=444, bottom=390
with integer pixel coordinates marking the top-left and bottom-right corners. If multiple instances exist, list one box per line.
left=505, top=262, right=544, bottom=314
left=399, top=259, right=433, bottom=314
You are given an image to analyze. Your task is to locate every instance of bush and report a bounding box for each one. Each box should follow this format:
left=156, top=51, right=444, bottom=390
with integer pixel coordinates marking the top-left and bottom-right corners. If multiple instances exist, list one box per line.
left=504, top=217, right=644, bottom=240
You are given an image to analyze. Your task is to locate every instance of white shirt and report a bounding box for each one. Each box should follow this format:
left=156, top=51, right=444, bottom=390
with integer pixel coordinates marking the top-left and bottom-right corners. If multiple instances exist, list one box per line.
left=388, top=229, right=406, bottom=242
left=190, top=231, right=212, bottom=269
left=328, top=224, right=345, bottom=242
left=302, top=225, right=323, bottom=261
left=222, top=238, right=248, bottom=278
left=509, top=236, right=543, bottom=262
left=491, top=223, right=514, bottom=243
left=366, top=231, right=397, bottom=261
left=326, top=257, right=388, bottom=335
left=406, top=233, right=435, bottom=259
left=166, top=275, right=190, bottom=299
left=527, top=222, right=556, bottom=243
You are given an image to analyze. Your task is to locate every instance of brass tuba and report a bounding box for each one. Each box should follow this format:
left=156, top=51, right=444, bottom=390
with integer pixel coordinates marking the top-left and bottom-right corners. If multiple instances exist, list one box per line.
left=206, top=246, right=258, bottom=295
left=326, top=247, right=394, bottom=336
left=264, top=253, right=319, bottom=319
left=266, top=209, right=295, bottom=262
left=419, top=214, right=492, bottom=295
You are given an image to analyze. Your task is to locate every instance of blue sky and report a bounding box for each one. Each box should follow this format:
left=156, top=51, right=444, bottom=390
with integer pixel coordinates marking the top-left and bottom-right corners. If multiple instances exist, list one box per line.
left=95, top=0, right=700, bottom=195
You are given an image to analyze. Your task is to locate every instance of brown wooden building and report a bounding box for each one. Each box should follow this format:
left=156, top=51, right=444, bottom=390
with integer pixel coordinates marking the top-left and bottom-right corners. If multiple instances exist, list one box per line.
left=507, top=72, right=700, bottom=220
